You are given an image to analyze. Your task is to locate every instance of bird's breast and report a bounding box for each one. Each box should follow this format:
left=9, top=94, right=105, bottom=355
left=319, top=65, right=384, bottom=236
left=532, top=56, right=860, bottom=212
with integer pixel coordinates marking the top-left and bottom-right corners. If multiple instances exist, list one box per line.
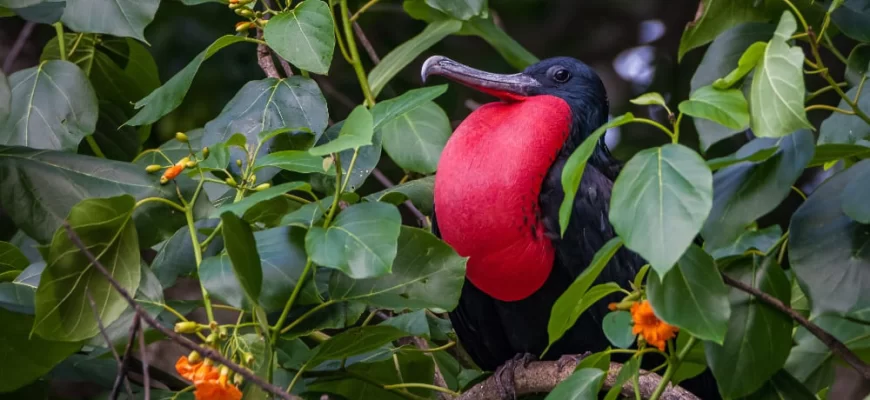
left=434, top=95, right=573, bottom=301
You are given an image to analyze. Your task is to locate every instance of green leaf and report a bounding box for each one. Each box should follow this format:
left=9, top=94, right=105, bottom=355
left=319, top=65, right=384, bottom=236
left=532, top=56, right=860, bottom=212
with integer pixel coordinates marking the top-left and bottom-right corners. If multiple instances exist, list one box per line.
left=307, top=325, right=408, bottom=367
left=220, top=212, right=262, bottom=303
left=34, top=195, right=141, bottom=342
left=281, top=196, right=332, bottom=227
left=745, top=369, right=817, bottom=400
left=705, top=255, right=792, bottom=398
left=212, top=182, right=310, bottom=218
left=842, top=171, right=870, bottom=223
left=708, top=224, right=782, bottom=259
left=240, top=333, right=272, bottom=400
left=61, top=0, right=158, bottom=42
left=424, top=0, right=485, bottom=20
left=368, top=20, right=461, bottom=97
left=310, top=121, right=382, bottom=192
left=577, top=350, right=610, bottom=372
left=329, top=226, right=467, bottom=310
left=380, top=310, right=453, bottom=341
left=647, top=245, right=731, bottom=343
left=831, top=0, right=870, bottom=42
left=701, top=130, right=814, bottom=250
left=0, top=308, right=81, bottom=392
left=819, top=84, right=870, bottom=145
left=706, top=142, right=778, bottom=171
left=672, top=331, right=707, bottom=384
left=678, top=0, right=768, bottom=60
left=846, top=44, right=870, bottom=86
left=603, top=357, right=640, bottom=400
left=809, top=143, right=870, bottom=167
left=371, top=85, right=449, bottom=130
left=0, top=60, right=97, bottom=151
left=790, top=160, right=870, bottom=315
left=460, top=17, right=538, bottom=70
left=0, top=242, right=28, bottom=273
left=629, top=92, right=668, bottom=108
left=559, top=113, right=635, bottom=235
left=307, top=349, right=435, bottom=399
left=545, top=368, right=604, bottom=400
left=280, top=301, right=366, bottom=340
left=0, top=68, right=10, bottom=124
left=306, top=202, right=401, bottom=279
left=255, top=150, right=332, bottom=175
left=364, top=175, right=435, bottom=215
left=547, top=238, right=623, bottom=348
left=749, top=11, right=812, bottom=138
left=309, top=106, right=374, bottom=156
left=265, top=0, right=334, bottom=75
left=602, top=311, right=635, bottom=349
left=151, top=220, right=223, bottom=288
left=126, top=36, right=250, bottom=126
left=680, top=85, right=749, bottom=131
left=86, top=262, right=163, bottom=348
left=712, top=41, right=766, bottom=89
left=609, top=144, right=713, bottom=276
left=691, top=22, right=775, bottom=91
left=381, top=101, right=451, bottom=174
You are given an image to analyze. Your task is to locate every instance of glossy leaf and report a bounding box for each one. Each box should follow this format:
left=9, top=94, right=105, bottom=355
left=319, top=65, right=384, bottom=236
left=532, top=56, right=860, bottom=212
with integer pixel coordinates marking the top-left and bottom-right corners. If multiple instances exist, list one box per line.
left=369, top=21, right=461, bottom=97
left=809, top=143, right=870, bottom=167
left=576, top=350, right=610, bottom=372
left=545, top=368, right=604, bottom=400
left=0, top=60, right=97, bottom=151
left=749, top=11, right=812, bottom=138
left=86, top=262, right=163, bottom=348
left=678, top=0, right=768, bottom=60
left=647, top=245, right=730, bottom=343
left=0, top=242, right=28, bottom=273
left=0, top=308, right=81, bottom=392
left=371, top=85, right=448, bottom=130
left=701, top=130, right=813, bottom=250
left=309, top=106, right=374, bottom=156
left=425, top=0, right=484, bottom=20
left=307, top=349, right=435, bottom=399
left=831, top=0, right=870, bottom=42
left=602, top=311, right=635, bottom=349
left=629, top=92, right=667, bottom=108
left=672, top=331, right=707, bottom=384
left=548, top=238, right=623, bottom=348
left=127, top=36, right=250, bottom=126
left=819, top=84, right=870, bottom=145
left=680, top=85, right=749, bottom=130
left=212, top=182, right=310, bottom=218
left=306, top=202, right=401, bottom=279
left=255, top=150, right=333, bottom=175
left=712, top=41, right=766, bottom=89
left=330, top=226, right=466, bottom=311
left=381, top=101, right=451, bottom=174
left=221, top=212, right=262, bottom=303
left=61, top=0, right=158, bottom=42
left=151, top=220, right=222, bottom=288
left=790, top=160, right=870, bottom=315
left=34, top=195, right=141, bottom=342
left=560, top=113, right=635, bottom=235
left=708, top=224, right=782, bottom=259
left=310, top=121, right=382, bottom=192
left=307, top=325, right=408, bottom=367
left=609, top=144, right=713, bottom=276
left=745, top=369, right=817, bottom=400
left=706, top=142, right=778, bottom=171
left=705, top=256, right=792, bottom=398
left=846, top=44, right=870, bottom=86
left=842, top=171, right=870, bottom=223
left=603, top=357, right=640, bottom=400
left=364, top=175, right=435, bottom=215
left=265, top=0, right=334, bottom=75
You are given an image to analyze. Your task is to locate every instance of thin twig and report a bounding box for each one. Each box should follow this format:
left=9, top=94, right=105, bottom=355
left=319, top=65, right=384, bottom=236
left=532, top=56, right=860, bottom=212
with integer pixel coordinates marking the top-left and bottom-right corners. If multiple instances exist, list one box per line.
left=409, top=337, right=452, bottom=400
left=112, top=316, right=141, bottom=400
left=721, top=273, right=870, bottom=380
left=371, top=169, right=429, bottom=227
left=62, top=222, right=301, bottom=400
left=256, top=30, right=280, bottom=79
left=138, top=318, right=151, bottom=400
left=87, top=291, right=135, bottom=400
left=3, top=21, right=36, bottom=73
left=352, top=21, right=380, bottom=64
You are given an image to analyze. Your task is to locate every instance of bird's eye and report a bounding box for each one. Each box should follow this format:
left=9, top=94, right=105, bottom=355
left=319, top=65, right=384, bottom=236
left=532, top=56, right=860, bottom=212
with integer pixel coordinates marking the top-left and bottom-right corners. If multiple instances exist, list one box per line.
left=553, top=68, right=571, bottom=83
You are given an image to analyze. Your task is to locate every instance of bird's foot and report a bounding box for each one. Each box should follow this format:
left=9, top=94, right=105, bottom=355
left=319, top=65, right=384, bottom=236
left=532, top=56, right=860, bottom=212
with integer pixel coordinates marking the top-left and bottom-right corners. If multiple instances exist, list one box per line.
left=556, top=351, right=590, bottom=373
left=494, top=353, right=537, bottom=400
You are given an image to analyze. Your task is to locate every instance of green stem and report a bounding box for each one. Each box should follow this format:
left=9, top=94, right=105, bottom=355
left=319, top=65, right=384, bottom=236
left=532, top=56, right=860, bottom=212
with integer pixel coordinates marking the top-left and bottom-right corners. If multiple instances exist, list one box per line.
left=806, top=82, right=847, bottom=102
left=340, top=0, right=376, bottom=105
left=672, top=112, right=683, bottom=144
left=349, top=0, right=380, bottom=22
left=279, top=298, right=335, bottom=335
left=322, top=154, right=343, bottom=227
left=634, top=118, right=676, bottom=142
left=649, top=337, right=697, bottom=400
left=200, top=222, right=222, bottom=250
left=272, top=259, right=317, bottom=340
left=341, top=149, right=360, bottom=192
left=382, top=383, right=460, bottom=397
left=805, top=104, right=854, bottom=114
left=286, top=364, right=307, bottom=394
left=404, top=341, right=456, bottom=353
left=135, top=197, right=186, bottom=213
left=187, top=208, right=215, bottom=324
left=53, top=23, right=67, bottom=61
left=85, top=136, right=106, bottom=158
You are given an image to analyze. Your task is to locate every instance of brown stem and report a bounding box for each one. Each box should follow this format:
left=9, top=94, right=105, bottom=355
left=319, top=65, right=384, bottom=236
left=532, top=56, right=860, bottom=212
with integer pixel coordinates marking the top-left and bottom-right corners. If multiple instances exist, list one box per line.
left=87, top=291, right=134, bottom=400
left=111, top=316, right=141, bottom=400
left=3, top=21, right=36, bottom=73
left=257, top=30, right=280, bottom=79
left=406, top=337, right=451, bottom=400
left=137, top=319, right=150, bottom=400
left=62, top=222, right=300, bottom=400
left=721, top=273, right=870, bottom=380
left=352, top=21, right=380, bottom=64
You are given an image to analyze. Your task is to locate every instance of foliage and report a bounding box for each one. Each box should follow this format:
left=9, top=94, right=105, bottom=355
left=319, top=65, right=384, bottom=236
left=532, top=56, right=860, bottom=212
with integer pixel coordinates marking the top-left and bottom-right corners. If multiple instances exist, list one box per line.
left=2, top=0, right=870, bottom=399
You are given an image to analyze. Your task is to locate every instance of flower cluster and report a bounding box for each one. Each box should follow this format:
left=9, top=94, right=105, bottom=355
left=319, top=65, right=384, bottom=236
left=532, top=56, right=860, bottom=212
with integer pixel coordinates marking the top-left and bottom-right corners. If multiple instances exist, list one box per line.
left=176, top=352, right=242, bottom=400
left=630, top=300, right=678, bottom=351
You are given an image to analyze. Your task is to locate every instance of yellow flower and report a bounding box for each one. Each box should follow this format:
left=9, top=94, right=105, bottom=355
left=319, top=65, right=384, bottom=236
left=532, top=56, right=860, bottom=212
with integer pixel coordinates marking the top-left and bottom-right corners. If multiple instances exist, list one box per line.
left=630, top=300, right=678, bottom=351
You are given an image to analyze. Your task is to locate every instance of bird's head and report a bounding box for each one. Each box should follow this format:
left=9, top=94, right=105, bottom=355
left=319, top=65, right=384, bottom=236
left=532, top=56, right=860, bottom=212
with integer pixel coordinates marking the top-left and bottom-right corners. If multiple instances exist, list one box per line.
left=421, top=55, right=609, bottom=143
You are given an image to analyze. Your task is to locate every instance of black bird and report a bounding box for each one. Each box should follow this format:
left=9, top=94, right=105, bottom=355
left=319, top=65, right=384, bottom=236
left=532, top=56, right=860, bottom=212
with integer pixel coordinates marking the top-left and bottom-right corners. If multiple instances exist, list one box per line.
left=422, top=55, right=719, bottom=399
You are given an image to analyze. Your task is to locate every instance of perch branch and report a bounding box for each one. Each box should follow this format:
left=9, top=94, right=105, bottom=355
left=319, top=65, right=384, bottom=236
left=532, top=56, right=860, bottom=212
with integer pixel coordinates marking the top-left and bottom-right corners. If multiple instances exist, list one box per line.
left=63, top=222, right=301, bottom=400
left=456, top=356, right=698, bottom=400
left=722, top=273, right=870, bottom=380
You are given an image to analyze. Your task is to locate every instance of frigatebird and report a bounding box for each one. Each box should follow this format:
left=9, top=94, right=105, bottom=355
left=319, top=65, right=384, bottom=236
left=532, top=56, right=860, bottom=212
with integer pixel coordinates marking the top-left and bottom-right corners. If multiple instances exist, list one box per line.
left=422, top=56, right=719, bottom=399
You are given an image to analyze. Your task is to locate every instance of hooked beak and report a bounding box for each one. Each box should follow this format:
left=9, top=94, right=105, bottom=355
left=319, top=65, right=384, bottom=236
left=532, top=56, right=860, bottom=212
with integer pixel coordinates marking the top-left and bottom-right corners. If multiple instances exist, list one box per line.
left=421, top=56, right=540, bottom=101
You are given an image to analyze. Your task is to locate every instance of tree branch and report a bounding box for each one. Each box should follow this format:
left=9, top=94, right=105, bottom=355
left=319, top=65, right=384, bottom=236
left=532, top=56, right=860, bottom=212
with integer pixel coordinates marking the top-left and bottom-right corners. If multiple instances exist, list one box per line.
left=63, top=222, right=301, bottom=400
left=3, top=21, right=36, bottom=73
left=456, top=356, right=698, bottom=400
left=257, top=30, right=280, bottom=79
left=111, top=316, right=141, bottom=400
left=87, top=291, right=134, bottom=400
left=721, top=273, right=870, bottom=380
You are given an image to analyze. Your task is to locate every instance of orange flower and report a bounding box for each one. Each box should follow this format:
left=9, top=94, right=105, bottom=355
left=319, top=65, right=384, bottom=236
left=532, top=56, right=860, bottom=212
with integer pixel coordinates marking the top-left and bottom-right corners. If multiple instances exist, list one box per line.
left=176, top=356, right=241, bottom=400
left=194, top=369, right=242, bottom=400
left=630, top=300, right=678, bottom=351
left=161, top=164, right=185, bottom=184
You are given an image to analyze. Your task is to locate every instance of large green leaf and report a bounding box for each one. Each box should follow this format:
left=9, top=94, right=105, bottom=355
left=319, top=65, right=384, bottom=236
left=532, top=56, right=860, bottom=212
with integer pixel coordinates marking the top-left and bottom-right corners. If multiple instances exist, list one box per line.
left=306, top=202, right=401, bottom=279
left=678, top=0, right=768, bottom=60
left=380, top=101, right=451, bottom=174
left=61, top=0, right=158, bottom=42
left=560, top=113, right=635, bottom=235
left=846, top=43, right=870, bottom=86
left=672, top=331, right=708, bottom=384
left=706, top=256, right=792, bottom=398
left=680, top=85, right=749, bottom=131
left=609, top=144, right=713, bottom=276
left=819, top=84, right=870, bottom=145
left=745, top=369, right=817, bottom=400
left=364, top=175, right=435, bottom=215
left=0, top=60, right=97, bottom=151
left=712, top=41, right=766, bottom=89
left=842, top=170, right=870, bottom=223
left=701, top=130, right=813, bottom=250
left=647, top=245, right=730, bottom=343
left=306, top=325, right=408, bottom=367
left=264, top=0, right=334, bottom=75
left=708, top=224, right=782, bottom=259
left=211, top=182, right=310, bottom=218
left=0, top=242, right=28, bottom=273
left=220, top=212, right=262, bottom=304
left=86, top=262, right=163, bottom=348
left=545, top=368, right=604, bottom=400
left=309, top=105, right=373, bottom=156
left=0, top=308, right=82, bottom=392
left=424, top=0, right=484, bottom=20
left=254, top=150, right=332, bottom=175
left=807, top=143, right=870, bottom=167
left=368, top=20, right=462, bottom=97
left=601, top=311, right=635, bottom=349
left=790, top=160, right=870, bottom=315
left=150, top=220, right=222, bottom=288
left=330, top=226, right=466, bottom=311
left=0, top=146, right=206, bottom=246
left=706, top=141, right=778, bottom=171
left=306, top=349, right=436, bottom=400
left=547, top=238, right=623, bottom=348
left=310, top=121, right=382, bottom=193
left=126, top=36, right=250, bottom=126
left=371, top=85, right=449, bottom=130
left=34, top=195, right=141, bottom=342
left=749, top=11, right=811, bottom=138
left=831, top=0, right=870, bottom=42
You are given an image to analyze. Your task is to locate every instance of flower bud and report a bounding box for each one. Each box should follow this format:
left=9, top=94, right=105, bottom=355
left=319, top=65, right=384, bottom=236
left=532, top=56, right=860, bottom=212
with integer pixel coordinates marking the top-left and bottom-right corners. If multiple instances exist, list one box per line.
left=202, top=147, right=210, bottom=160
left=229, top=2, right=243, bottom=9
left=160, top=176, right=170, bottom=185
left=249, top=175, right=257, bottom=184
left=244, top=353, right=255, bottom=365
left=205, top=332, right=218, bottom=345
left=228, top=0, right=238, bottom=3
left=209, top=321, right=219, bottom=331
left=174, top=321, right=199, bottom=334
left=219, top=326, right=228, bottom=339
left=188, top=351, right=202, bottom=364
left=233, top=373, right=244, bottom=386
left=235, top=21, right=253, bottom=32
left=186, top=160, right=197, bottom=168
left=225, top=177, right=237, bottom=186
left=254, top=183, right=271, bottom=191
left=236, top=159, right=243, bottom=167
left=238, top=0, right=254, bottom=4
left=257, top=18, right=269, bottom=26
left=145, top=164, right=162, bottom=173
left=175, top=132, right=189, bottom=143
left=236, top=8, right=253, bottom=17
